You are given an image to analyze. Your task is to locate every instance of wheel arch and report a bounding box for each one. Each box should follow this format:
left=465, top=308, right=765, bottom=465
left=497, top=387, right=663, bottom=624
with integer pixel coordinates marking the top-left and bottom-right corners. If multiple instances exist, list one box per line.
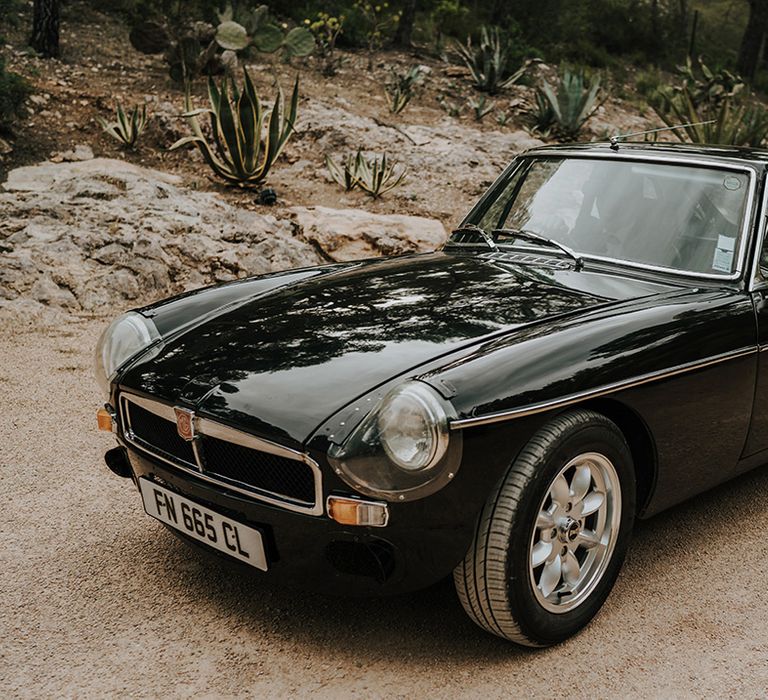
left=572, top=398, right=657, bottom=517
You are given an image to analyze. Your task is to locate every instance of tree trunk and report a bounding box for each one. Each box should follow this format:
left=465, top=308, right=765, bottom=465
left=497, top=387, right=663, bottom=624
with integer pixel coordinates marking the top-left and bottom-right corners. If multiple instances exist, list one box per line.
left=29, top=0, right=60, bottom=58
left=738, top=0, right=768, bottom=81
left=393, top=0, right=417, bottom=48
left=650, top=0, right=661, bottom=62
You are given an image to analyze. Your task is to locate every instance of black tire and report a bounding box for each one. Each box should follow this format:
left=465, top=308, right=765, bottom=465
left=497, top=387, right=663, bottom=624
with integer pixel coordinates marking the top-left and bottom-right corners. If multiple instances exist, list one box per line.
left=454, top=409, right=636, bottom=646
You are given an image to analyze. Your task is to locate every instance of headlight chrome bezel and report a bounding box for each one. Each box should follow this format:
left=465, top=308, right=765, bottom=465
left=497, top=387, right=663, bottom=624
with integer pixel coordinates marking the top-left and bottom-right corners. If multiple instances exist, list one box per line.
left=328, top=381, right=462, bottom=502
left=94, top=311, right=161, bottom=398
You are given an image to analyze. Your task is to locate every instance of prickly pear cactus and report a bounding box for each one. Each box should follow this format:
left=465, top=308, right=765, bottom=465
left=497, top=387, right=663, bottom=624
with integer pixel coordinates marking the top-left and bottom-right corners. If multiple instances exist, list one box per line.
left=129, top=21, right=170, bottom=55
left=283, top=27, right=315, bottom=57
left=252, top=24, right=283, bottom=53
left=215, top=21, right=250, bottom=51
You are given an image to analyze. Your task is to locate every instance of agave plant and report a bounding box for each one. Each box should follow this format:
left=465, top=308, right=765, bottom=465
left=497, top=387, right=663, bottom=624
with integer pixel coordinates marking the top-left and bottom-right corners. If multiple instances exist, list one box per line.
left=455, top=26, right=528, bottom=94
left=468, top=95, right=494, bottom=121
left=171, top=70, right=298, bottom=188
left=653, top=85, right=768, bottom=147
left=326, top=149, right=406, bottom=199
left=326, top=151, right=361, bottom=191
left=385, top=65, right=427, bottom=114
left=650, top=58, right=768, bottom=147
left=98, top=102, right=149, bottom=149
left=532, top=70, right=601, bottom=139
left=355, top=152, right=406, bottom=198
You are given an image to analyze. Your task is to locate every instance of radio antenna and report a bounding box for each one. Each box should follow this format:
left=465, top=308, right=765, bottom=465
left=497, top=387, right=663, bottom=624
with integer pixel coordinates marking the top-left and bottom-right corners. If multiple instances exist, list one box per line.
left=609, top=120, right=716, bottom=150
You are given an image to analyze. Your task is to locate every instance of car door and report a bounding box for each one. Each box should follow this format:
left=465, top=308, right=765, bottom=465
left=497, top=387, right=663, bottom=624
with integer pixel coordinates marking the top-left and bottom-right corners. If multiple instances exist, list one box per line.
left=744, top=227, right=768, bottom=457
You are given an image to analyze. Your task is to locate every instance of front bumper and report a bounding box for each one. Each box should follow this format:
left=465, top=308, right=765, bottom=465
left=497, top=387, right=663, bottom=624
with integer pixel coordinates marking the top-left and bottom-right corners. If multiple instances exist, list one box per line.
left=124, top=447, right=475, bottom=595
left=109, top=412, right=540, bottom=596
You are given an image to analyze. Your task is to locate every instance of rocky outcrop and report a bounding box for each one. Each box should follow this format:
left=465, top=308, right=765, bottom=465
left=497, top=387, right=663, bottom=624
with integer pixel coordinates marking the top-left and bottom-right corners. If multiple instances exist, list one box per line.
left=290, top=206, right=447, bottom=261
left=0, top=158, right=448, bottom=313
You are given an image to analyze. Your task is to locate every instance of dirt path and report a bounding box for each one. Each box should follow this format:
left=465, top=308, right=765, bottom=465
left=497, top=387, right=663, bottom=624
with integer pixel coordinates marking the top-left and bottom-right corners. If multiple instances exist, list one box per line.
left=2, top=318, right=768, bottom=698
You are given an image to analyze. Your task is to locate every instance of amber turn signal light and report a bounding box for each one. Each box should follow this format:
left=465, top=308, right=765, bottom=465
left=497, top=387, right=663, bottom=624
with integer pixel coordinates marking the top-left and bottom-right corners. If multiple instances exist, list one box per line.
left=327, top=495, right=389, bottom=528
left=97, top=406, right=115, bottom=432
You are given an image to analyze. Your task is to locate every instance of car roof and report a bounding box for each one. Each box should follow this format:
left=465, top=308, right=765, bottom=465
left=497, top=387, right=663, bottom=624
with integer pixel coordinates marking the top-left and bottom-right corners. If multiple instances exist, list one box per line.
left=525, top=141, right=768, bottom=168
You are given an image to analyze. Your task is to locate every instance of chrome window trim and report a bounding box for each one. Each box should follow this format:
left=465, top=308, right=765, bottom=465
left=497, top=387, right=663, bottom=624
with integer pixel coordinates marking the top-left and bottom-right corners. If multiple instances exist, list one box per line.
left=748, top=172, right=768, bottom=292
left=462, top=150, right=758, bottom=283
left=449, top=346, right=757, bottom=429
left=119, top=393, right=324, bottom=516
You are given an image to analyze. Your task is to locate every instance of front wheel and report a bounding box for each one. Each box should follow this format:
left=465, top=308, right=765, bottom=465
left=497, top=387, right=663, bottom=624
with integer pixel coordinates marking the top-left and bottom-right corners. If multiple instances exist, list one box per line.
left=454, top=409, right=635, bottom=646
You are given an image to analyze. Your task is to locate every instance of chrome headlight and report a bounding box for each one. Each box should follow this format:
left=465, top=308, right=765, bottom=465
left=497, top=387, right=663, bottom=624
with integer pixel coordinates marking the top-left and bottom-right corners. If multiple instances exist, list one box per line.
left=328, top=381, right=462, bottom=502
left=94, top=311, right=161, bottom=398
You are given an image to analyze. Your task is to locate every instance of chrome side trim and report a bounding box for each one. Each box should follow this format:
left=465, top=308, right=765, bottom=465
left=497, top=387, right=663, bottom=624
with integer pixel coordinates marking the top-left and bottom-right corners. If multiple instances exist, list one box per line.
left=747, top=170, right=768, bottom=292
left=125, top=393, right=176, bottom=421
left=119, top=393, right=324, bottom=516
left=450, top=346, right=757, bottom=429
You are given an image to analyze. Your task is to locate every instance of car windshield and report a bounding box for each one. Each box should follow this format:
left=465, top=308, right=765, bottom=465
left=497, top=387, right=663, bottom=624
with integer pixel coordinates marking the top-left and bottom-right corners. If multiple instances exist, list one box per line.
left=459, top=156, right=752, bottom=277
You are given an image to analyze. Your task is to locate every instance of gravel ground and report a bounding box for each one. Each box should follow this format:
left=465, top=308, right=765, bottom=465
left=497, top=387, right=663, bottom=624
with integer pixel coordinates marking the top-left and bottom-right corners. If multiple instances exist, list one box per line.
left=3, top=317, right=768, bottom=698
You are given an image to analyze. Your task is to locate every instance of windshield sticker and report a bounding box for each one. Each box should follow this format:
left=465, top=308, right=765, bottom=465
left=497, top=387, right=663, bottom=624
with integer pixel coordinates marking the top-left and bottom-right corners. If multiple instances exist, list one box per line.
left=712, top=235, right=735, bottom=272
left=723, top=175, right=742, bottom=191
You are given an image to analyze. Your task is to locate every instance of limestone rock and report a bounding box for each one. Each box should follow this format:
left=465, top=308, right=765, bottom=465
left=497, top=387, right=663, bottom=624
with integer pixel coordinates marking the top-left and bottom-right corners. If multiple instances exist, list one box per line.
left=0, top=159, right=323, bottom=312
left=50, top=144, right=95, bottom=163
left=290, top=206, right=447, bottom=262
left=1, top=158, right=456, bottom=314
left=29, top=275, right=79, bottom=309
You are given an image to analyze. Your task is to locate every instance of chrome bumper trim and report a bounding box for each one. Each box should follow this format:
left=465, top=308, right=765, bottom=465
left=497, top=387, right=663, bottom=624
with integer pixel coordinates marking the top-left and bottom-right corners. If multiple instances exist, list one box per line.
left=119, top=393, right=324, bottom=516
left=450, top=346, right=757, bottom=429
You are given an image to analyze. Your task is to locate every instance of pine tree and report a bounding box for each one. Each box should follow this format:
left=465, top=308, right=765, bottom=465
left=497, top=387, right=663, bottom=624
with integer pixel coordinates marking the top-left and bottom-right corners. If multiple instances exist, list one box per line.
left=29, top=0, right=60, bottom=58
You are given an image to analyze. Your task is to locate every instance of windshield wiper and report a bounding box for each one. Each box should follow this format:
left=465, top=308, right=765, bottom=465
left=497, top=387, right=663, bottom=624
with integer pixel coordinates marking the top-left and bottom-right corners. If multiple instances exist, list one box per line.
left=493, top=228, right=584, bottom=271
left=450, top=224, right=498, bottom=252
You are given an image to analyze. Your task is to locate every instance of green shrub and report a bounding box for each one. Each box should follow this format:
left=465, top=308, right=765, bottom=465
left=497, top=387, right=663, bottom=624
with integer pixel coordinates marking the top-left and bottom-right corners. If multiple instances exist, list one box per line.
left=653, top=87, right=768, bottom=147
left=306, top=12, right=345, bottom=75
left=353, top=0, right=401, bottom=69
left=0, top=55, right=30, bottom=133
left=634, top=67, right=663, bottom=101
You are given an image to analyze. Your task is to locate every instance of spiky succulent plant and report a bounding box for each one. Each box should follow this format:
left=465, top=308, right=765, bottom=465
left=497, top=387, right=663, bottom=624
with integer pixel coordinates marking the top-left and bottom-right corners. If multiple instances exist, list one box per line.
left=532, top=69, right=601, bottom=139
left=385, top=65, right=427, bottom=114
left=326, top=149, right=406, bottom=199
left=326, top=151, right=362, bottom=191
left=455, top=26, right=528, bottom=94
left=171, top=70, right=298, bottom=188
left=98, top=102, right=149, bottom=149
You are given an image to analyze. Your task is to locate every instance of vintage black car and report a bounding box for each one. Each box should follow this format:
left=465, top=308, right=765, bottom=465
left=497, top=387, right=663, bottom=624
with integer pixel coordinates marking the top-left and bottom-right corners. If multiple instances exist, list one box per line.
left=95, top=142, right=768, bottom=646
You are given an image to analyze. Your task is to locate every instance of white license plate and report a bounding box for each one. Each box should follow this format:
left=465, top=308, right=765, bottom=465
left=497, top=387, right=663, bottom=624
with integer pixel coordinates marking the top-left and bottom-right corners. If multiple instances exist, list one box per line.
left=139, top=478, right=268, bottom=571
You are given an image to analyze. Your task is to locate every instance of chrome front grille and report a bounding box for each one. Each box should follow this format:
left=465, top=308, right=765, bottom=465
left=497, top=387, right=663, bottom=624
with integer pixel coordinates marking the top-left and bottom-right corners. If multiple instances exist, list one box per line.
left=120, top=393, right=323, bottom=515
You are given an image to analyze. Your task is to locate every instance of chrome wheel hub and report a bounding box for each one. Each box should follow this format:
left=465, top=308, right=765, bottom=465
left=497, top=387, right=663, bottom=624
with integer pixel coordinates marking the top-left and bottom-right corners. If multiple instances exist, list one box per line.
left=558, top=517, right=580, bottom=543
left=528, top=452, right=621, bottom=614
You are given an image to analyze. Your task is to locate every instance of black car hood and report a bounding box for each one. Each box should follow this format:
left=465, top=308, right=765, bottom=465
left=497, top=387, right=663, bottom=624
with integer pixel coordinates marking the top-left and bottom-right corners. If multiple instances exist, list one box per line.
left=121, top=252, right=675, bottom=446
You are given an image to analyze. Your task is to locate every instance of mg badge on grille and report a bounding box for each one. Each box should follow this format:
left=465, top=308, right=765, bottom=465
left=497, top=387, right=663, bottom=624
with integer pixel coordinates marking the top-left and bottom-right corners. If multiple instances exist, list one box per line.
left=174, top=406, right=197, bottom=441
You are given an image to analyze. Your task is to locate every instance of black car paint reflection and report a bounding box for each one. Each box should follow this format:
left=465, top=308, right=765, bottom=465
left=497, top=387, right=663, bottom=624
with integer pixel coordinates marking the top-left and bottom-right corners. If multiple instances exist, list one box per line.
left=124, top=252, right=654, bottom=445
left=114, top=142, right=768, bottom=595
